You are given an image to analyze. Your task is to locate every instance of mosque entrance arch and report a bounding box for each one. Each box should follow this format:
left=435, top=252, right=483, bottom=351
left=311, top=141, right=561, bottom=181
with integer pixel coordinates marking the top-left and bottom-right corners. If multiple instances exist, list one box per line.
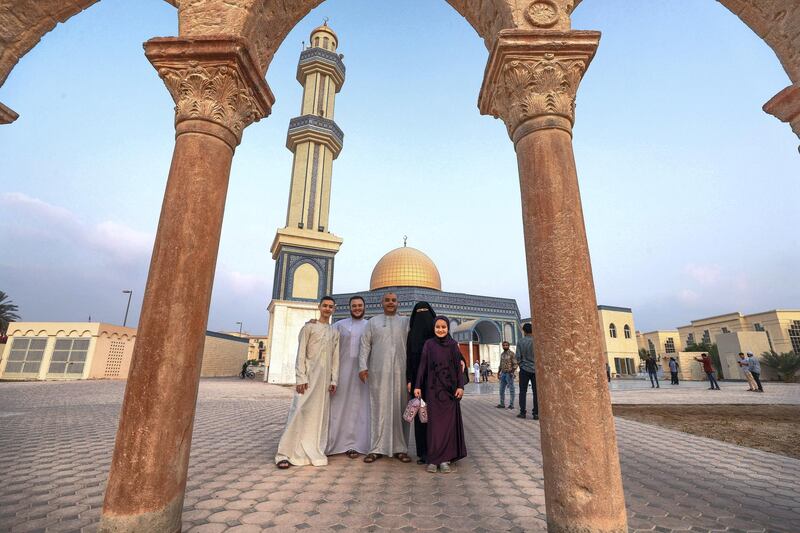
left=1, top=1, right=799, bottom=532
left=453, top=319, right=503, bottom=367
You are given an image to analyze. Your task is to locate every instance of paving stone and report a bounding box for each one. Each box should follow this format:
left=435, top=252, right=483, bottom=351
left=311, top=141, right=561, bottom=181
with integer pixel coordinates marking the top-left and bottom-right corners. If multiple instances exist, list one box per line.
left=238, top=511, right=277, bottom=526
left=2, top=379, right=799, bottom=533
left=185, top=524, right=228, bottom=533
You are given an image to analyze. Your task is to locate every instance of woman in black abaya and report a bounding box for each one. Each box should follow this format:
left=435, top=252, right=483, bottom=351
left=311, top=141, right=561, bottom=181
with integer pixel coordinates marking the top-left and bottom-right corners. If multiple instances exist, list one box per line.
left=406, top=301, right=436, bottom=465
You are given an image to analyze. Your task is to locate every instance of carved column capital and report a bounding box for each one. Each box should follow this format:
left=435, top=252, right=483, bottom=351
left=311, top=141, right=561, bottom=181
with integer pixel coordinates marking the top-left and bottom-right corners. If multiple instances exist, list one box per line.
left=479, top=30, right=600, bottom=144
left=0, top=102, right=19, bottom=124
left=763, top=83, right=800, bottom=153
left=144, top=37, right=275, bottom=149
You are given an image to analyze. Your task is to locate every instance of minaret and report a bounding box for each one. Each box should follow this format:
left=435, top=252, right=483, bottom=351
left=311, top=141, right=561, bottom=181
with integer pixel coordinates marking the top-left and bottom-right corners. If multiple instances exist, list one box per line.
left=266, top=23, right=346, bottom=384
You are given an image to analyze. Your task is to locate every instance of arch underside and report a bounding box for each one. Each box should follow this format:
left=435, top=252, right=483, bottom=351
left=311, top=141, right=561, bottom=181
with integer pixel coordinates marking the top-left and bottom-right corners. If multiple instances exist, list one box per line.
left=0, top=0, right=798, bottom=131
left=176, top=0, right=525, bottom=74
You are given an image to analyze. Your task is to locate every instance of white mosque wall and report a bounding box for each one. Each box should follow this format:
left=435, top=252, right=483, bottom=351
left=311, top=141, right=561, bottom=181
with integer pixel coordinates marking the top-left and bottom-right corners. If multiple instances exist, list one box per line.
left=479, top=343, right=503, bottom=373
left=266, top=300, right=320, bottom=385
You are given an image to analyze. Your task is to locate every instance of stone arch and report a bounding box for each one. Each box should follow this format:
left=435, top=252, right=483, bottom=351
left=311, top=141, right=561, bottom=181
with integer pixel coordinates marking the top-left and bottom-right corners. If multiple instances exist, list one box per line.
left=570, top=0, right=800, bottom=137
left=0, top=0, right=179, bottom=122
left=176, top=0, right=530, bottom=74
left=290, top=260, right=321, bottom=300
left=567, top=0, right=799, bottom=81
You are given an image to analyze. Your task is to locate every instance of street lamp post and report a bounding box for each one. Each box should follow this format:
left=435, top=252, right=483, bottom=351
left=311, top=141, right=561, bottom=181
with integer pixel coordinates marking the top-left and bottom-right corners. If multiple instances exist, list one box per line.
left=235, top=321, right=243, bottom=336
left=122, top=290, right=133, bottom=327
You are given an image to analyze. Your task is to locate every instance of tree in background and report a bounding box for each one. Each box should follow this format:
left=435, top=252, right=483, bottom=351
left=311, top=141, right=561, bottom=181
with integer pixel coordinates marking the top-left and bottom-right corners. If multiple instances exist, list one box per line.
left=761, top=351, right=800, bottom=383
left=684, top=342, right=723, bottom=379
left=0, top=291, right=21, bottom=336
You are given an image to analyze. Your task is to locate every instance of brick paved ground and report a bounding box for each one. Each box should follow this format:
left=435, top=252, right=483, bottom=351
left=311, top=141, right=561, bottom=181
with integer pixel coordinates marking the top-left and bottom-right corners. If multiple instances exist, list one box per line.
left=1, top=379, right=799, bottom=532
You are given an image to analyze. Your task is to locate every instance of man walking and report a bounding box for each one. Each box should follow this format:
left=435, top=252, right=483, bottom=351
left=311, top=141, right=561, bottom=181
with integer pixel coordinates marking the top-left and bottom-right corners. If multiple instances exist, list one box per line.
left=358, top=292, right=412, bottom=463
left=746, top=351, right=764, bottom=392
left=327, top=296, right=370, bottom=458
left=516, top=324, right=538, bottom=420
left=668, top=356, right=680, bottom=385
left=496, top=341, right=517, bottom=409
left=694, top=352, right=721, bottom=390
left=275, top=296, right=340, bottom=469
left=473, top=361, right=480, bottom=384
left=645, top=355, right=660, bottom=388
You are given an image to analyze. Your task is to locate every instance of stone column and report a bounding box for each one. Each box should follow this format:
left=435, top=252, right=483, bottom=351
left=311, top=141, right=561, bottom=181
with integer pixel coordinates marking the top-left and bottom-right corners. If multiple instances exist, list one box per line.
left=479, top=30, right=627, bottom=533
left=99, top=37, right=273, bottom=533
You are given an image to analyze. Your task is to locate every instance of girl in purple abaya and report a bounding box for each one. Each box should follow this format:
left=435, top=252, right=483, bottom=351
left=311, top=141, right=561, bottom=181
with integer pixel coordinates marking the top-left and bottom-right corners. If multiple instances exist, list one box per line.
left=413, top=316, right=467, bottom=473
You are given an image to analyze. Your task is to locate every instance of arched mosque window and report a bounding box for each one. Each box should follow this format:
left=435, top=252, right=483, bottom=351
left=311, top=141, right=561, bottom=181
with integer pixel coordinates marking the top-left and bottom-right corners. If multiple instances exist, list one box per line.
left=609, top=323, right=617, bottom=338
left=623, top=325, right=631, bottom=339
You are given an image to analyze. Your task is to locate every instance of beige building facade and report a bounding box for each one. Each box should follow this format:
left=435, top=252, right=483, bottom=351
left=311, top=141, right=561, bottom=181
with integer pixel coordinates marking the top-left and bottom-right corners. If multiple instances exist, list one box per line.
left=677, top=309, right=800, bottom=355
left=637, top=330, right=682, bottom=359
left=0, top=323, right=248, bottom=381
left=597, top=306, right=638, bottom=377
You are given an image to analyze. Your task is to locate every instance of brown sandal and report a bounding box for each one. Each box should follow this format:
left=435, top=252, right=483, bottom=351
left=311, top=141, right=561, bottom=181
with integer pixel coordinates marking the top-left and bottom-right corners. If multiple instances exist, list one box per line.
left=363, top=453, right=380, bottom=463
left=276, top=460, right=291, bottom=469
left=346, top=449, right=360, bottom=459
left=394, top=453, right=411, bottom=463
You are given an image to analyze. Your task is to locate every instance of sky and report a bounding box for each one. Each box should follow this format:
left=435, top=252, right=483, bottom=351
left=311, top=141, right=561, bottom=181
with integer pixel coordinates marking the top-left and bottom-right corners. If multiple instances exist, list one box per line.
left=1, top=0, right=798, bottom=335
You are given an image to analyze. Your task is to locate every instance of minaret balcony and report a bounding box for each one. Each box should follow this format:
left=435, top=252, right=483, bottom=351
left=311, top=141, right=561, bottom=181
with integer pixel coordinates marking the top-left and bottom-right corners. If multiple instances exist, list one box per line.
left=286, top=114, right=344, bottom=157
left=297, top=47, right=346, bottom=91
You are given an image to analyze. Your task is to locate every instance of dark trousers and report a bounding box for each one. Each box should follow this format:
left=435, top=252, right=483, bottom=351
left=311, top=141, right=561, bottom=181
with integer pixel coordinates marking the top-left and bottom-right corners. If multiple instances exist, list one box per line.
left=648, top=370, right=659, bottom=387
left=670, top=371, right=679, bottom=385
left=519, top=369, right=538, bottom=416
left=413, top=415, right=427, bottom=461
left=706, top=371, right=721, bottom=390
left=751, top=371, right=764, bottom=392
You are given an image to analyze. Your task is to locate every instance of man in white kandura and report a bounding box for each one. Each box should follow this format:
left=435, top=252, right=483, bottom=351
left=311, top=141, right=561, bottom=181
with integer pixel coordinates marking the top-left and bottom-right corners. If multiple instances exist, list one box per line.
left=326, top=295, right=371, bottom=459
left=358, top=292, right=412, bottom=463
left=275, top=296, right=340, bottom=469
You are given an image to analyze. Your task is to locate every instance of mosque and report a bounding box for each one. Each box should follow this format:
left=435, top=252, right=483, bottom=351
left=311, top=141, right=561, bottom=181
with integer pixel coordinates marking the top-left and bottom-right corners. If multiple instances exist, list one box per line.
left=263, top=23, right=522, bottom=385
left=331, top=243, right=522, bottom=366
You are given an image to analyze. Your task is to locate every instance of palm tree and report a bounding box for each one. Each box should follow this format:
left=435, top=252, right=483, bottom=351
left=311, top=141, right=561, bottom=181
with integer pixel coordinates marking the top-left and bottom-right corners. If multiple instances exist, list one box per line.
left=0, top=291, right=21, bottom=335
left=761, top=350, right=800, bottom=383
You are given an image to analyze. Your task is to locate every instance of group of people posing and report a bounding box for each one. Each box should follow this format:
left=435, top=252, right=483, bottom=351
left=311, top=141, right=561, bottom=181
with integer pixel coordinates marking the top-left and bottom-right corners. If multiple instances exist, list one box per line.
left=274, top=293, right=467, bottom=474
left=644, top=351, right=765, bottom=393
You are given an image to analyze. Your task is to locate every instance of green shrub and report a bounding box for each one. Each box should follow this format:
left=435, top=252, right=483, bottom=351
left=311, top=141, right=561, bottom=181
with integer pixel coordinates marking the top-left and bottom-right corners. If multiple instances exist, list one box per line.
left=761, top=351, right=800, bottom=383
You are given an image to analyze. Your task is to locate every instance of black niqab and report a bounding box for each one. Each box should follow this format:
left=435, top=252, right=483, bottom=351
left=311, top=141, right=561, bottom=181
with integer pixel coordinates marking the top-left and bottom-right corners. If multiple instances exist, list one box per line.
left=407, top=301, right=436, bottom=355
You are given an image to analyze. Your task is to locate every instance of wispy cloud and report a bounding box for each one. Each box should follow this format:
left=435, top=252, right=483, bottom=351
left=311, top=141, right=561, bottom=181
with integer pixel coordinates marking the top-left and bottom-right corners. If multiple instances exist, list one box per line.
left=684, top=263, right=721, bottom=285
left=1, top=192, right=153, bottom=267
left=216, top=267, right=271, bottom=296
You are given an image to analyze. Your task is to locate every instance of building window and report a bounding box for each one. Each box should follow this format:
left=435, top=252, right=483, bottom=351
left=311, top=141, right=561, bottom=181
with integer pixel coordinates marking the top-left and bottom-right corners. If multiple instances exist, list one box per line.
left=702, top=330, right=711, bottom=345
left=754, top=323, right=764, bottom=332
left=4, top=337, right=47, bottom=374
left=613, top=357, right=636, bottom=375
left=609, top=323, right=617, bottom=338
left=624, top=325, right=631, bottom=339
left=48, top=338, right=90, bottom=375
left=721, top=327, right=729, bottom=334
left=648, top=339, right=656, bottom=357
left=686, top=333, right=695, bottom=346
left=789, top=321, right=800, bottom=354
left=665, top=338, right=676, bottom=354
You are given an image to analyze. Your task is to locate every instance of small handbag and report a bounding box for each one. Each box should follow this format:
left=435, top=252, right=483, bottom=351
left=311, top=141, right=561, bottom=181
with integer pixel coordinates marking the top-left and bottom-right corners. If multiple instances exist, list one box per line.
left=418, top=399, right=428, bottom=423
left=403, top=397, right=421, bottom=423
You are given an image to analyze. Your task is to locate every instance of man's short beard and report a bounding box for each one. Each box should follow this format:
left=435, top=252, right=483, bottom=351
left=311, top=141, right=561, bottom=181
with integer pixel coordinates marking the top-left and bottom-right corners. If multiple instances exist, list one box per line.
left=350, top=309, right=365, bottom=319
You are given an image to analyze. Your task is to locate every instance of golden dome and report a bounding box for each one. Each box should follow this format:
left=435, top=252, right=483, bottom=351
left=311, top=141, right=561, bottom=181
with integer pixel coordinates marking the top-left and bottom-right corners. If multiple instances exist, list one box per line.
left=310, top=22, right=338, bottom=43
left=370, top=246, right=442, bottom=291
